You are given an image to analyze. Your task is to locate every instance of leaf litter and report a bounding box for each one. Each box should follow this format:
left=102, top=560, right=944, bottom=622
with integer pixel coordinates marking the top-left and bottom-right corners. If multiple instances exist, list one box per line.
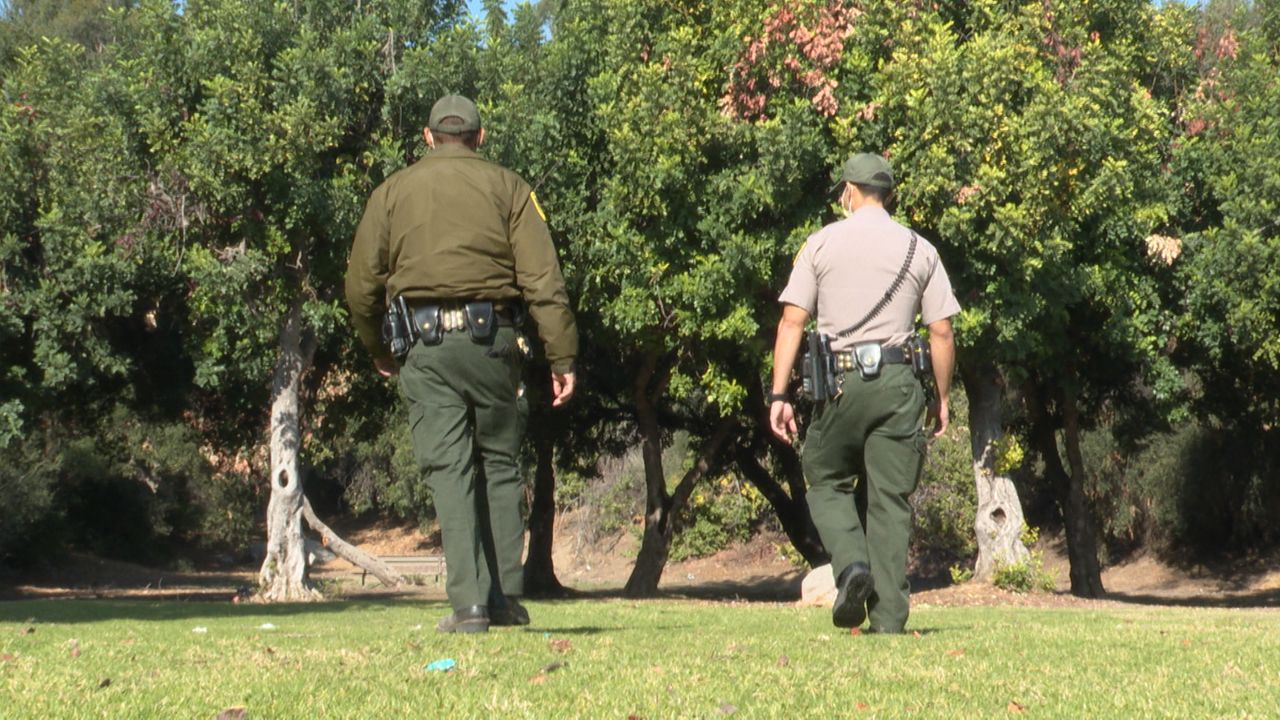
left=531, top=660, right=567, bottom=683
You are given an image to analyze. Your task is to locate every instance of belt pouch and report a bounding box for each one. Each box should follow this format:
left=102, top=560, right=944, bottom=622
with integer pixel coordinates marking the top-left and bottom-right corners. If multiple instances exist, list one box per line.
left=411, top=303, right=443, bottom=345
left=853, top=341, right=883, bottom=379
left=464, top=301, right=496, bottom=343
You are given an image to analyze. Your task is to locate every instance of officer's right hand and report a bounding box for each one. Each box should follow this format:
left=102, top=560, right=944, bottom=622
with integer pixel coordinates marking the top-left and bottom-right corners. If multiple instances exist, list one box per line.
left=769, top=401, right=798, bottom=444
left=552, top=371, right=576, bottom=406
left=927, top=396, right=949, bottom=438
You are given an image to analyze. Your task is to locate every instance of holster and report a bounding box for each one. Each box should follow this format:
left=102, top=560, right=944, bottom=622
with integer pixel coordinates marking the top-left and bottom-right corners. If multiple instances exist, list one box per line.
left=907, top=334, right=935, bottom=405
left=907, top=334, right=932, bottom=379
left=381, top=295, right=419, bottom=362
left=799, top=332, right=839, bottom=402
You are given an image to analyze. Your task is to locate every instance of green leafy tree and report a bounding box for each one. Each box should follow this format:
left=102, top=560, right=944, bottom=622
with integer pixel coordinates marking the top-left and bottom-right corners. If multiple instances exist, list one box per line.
left=0, top=0, right=130, bottom=64
left=0, top=0, right=464, bottom=588
left=542, top=0, right=848, bottom=595
left=0, top=32, right=179, bottom=561
left=1165, top=0, right=1280, bottom=547
left=717, top=0, right=1189, bottom=596
left=865, top=0, right=1178, bottom=597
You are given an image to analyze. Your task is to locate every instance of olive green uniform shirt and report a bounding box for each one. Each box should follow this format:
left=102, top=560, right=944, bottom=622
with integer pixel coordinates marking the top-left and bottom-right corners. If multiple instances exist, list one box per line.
left=345, top=144, right=578, bottom=372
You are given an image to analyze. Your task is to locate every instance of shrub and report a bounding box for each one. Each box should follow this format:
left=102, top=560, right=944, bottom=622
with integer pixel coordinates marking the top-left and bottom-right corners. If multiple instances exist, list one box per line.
left=0, top=408, right=237, bottom=567
left=670, top=474, right=768, bottom=561
left=1083, top=420, right=1280, bottom=557
left=911, top=388, right=978, bottom=558
left=0, top=440, right=62, bottom=567
left=339, top=417, right=434, bottom=520
left=991, top=526, right=1055, bottom=594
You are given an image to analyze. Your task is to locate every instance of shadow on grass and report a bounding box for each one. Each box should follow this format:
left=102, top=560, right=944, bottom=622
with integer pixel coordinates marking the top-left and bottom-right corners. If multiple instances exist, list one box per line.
left=1101, top=589, right=1280, bottom=609
left=517, top=625, right=619, bottom=636
left=557, top=577, right=802, bottom=603
left=536, top=570, right=952, bottom=604
left=0, top=596, right=449, bottom=624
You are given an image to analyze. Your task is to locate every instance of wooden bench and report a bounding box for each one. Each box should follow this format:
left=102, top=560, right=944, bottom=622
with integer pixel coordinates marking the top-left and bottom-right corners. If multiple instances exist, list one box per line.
left=359, top=555, right=447, bottom=586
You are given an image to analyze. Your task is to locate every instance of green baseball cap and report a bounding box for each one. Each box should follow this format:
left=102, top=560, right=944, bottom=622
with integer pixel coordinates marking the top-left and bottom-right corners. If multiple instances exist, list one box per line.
left=831, top=152, right=894, bottom=192
left=428, top=94, right=481, bottom=134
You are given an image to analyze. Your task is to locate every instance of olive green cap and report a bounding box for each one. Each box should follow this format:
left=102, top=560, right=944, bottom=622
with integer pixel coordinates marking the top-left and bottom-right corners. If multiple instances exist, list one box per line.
left=831, top=152, right=894, bottom=192
left=428, top=94, right=481, bottom=134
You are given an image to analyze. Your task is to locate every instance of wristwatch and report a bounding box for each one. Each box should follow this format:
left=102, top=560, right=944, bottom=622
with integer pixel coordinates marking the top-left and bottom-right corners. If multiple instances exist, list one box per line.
left=766, top=392, right=792, bottom=404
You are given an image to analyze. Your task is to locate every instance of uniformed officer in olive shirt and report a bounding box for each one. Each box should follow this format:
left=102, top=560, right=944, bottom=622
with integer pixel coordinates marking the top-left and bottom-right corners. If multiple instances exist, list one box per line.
left=346, top=95, right=578, bottom=633
left=768, top=153, right=959, bottom=634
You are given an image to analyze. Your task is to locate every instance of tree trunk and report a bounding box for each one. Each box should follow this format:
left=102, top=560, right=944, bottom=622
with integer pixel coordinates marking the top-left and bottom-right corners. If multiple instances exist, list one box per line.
left=1060, top=383, right=1104, bottom=597
left=301, top=497, right=404, bottom=587
left=257, top=305, right=322, bottom=602
left=624, top=351, right=674, bottom=597
left=734, top=448, right=828, bottom=566
left=624, top=417, right=736, bottom=597
left=962, top=363, right=1030, bottom=581
left=1029, top=380, right=1104, bottom=598
left=523, top=406, right=565, bottom=597
left=733, top=383, right=828, bottom=567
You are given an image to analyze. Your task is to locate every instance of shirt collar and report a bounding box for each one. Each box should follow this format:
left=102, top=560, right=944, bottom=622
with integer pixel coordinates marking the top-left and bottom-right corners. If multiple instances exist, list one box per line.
left=428, top=143, right=480, bottom=159
left=851, top=204, right=890, bottom=220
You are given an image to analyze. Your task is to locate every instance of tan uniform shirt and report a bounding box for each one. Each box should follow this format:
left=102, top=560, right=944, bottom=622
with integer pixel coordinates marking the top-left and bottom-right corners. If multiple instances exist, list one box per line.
left=779, top=205, right=960, bottom=352
left=345, top=144, right=578, bottom=372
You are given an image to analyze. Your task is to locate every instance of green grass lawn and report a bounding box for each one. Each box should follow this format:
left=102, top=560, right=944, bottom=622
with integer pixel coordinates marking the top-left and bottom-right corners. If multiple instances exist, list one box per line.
left=2, top=597, right=1277, bottom=718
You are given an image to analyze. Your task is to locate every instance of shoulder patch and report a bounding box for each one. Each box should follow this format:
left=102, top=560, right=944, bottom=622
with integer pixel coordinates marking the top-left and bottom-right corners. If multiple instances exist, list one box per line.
left=529, top=191, right=547, bottom=222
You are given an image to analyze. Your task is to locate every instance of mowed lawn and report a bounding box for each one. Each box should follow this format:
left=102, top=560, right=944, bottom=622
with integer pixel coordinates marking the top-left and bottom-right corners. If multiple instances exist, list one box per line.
left=1, top=596, right=1277, bottom=719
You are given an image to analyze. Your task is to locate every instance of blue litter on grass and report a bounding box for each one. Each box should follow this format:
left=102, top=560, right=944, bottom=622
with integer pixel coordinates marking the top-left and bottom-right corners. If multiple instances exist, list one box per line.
left=425, top=658, right=456, bottom=673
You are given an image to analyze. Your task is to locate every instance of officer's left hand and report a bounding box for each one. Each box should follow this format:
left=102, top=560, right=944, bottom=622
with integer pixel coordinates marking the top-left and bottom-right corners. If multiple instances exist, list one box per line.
left=552, top=371, right=576, bottom=406
left=375, top=356, right=399, bottom=378
left=769, top=401, right=798, bottom=445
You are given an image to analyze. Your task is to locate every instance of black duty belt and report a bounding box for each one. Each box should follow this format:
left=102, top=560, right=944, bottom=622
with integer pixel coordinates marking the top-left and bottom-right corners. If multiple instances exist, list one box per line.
left=408, top=299, right=519, bottom=334
left=833, top=345, right=911, bottom=373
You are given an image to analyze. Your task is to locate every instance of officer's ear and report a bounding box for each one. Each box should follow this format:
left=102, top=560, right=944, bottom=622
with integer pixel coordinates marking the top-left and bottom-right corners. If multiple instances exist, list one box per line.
left=423, top=128, right=436, bottom=149
left=840, top=182, right=857, bottom=212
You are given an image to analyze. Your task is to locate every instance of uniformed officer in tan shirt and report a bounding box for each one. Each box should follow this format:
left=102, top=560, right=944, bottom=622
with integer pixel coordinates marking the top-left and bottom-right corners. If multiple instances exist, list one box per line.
left=768, top=152, right=959, bottom=633
left=346, top=95, right=578, bottom=633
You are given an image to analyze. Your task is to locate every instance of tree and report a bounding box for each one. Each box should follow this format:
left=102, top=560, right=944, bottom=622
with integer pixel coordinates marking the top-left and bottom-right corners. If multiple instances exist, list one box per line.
left=715, top=0, right=1194, bottom=595
left=0, top=0, right=130, bottom=64
left=865, top=0, right=1179, bottom=596
left=1163, top=0, right=1280, bottom=547
left=98, top=0, right=463, bottom=598
left=541, top=0, right=853, bottom=595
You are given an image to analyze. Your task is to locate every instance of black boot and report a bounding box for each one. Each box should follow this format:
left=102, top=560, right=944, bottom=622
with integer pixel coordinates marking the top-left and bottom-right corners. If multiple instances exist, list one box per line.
left=832, top=562, right=874, bottom=629
left=489, top=596, right=530, bottom=626
left=436, top=605, right=489, bottom=634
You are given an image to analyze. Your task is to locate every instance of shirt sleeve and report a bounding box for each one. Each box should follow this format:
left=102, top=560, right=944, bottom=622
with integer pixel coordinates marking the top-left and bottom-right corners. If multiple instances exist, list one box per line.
left=345, top=182, right=393, bottom=360
left=509, top=185, right=579, bottom=373
left=919, top=251, right=962, bottom=325
left=777, top=240, right=818, bottom=313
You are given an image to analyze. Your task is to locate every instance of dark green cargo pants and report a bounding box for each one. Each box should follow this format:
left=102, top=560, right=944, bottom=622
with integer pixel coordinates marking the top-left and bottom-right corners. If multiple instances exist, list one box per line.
left=802, top=364, right=927, bottom=632
left=398, top=327, right=528, bottom=611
